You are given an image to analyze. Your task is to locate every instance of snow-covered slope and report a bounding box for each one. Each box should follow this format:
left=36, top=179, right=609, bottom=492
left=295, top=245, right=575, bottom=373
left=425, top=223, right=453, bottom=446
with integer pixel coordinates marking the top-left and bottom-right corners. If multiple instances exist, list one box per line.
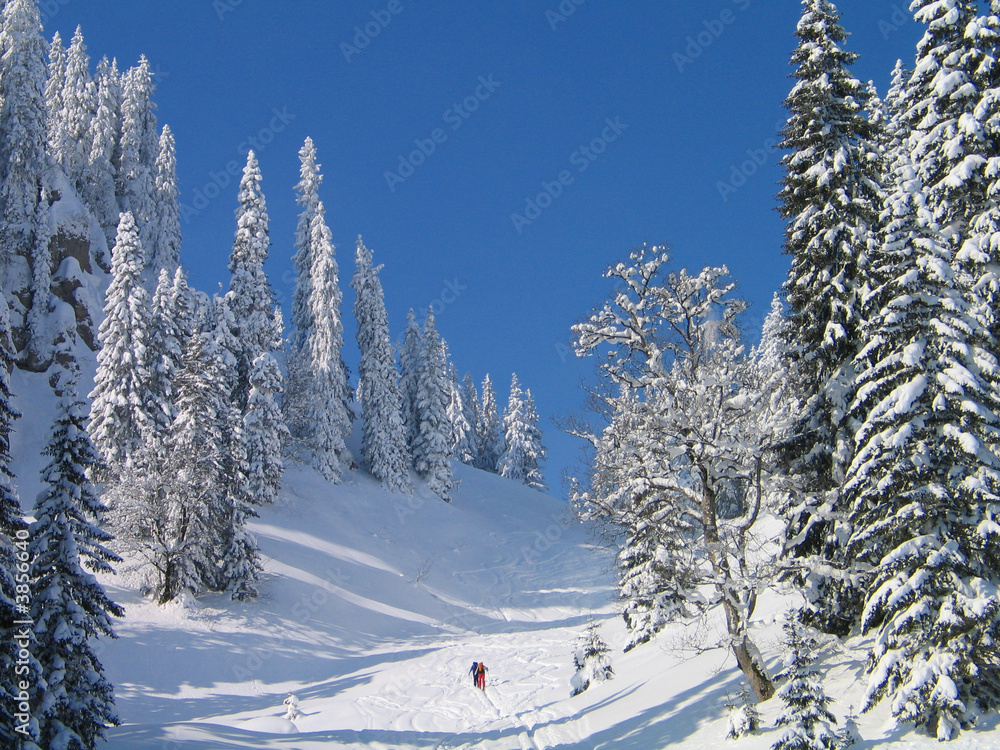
left=9, top=368, right=1000, bottom=749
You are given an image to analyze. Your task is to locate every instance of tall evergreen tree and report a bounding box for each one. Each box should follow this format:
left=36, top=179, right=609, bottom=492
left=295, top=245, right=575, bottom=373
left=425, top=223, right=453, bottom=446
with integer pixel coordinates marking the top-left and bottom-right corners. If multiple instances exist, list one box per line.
left=521, top=389, right=547, bottom=491
left=24, top=184, right=50, bottom=370
left=146, top=266, right=182, bottom=444
left=476, top=374, right=503, bottom=473
left=351, top=237, right=411, bottom=493
left=0, top=0, right=48, bottom=361
left=53, top=26, right=93, bottom=189
left=88, top=211, right=153, bottom=476
left=43, top=30, right=65, bottom=159
left=0, top=295, right=36, bottom=749
left=412, top=308, right=455, bottom=501
left=227, top=151, right=281, bottom=411
left=117, top=56, right=157, bottom=267
left=457, top=372, right=481, bottom=465
left=29, top=370, right=123, bottom=750
left=843, top=150, right=1000, bottom=740
left=284, top=139, right=352, bottom=480
left=446, top=364, right=475, bottom=465
left=82, top=55, right=121, bottom=255
left=498, top=374, right=546, bottom=488
left=398, top=308, right=422, bottom=456
left=150, top=125, right=181, bottom=276
left=777, top=0, right=884, bottom=634
left=243, top=353, right=287, bottom=505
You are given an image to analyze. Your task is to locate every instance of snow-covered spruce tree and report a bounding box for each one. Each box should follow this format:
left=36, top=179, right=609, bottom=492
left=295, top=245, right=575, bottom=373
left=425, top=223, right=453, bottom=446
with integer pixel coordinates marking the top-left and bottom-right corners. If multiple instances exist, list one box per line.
left=53, top=26, right=94, bottom=191
left=227, top=151, right=282, bottom=411
left=29, top=369, right=123, bottom=750
left=476, top=373, right=503, bottom=473
left=398, top=308, right=422, bottom=458
left=843, top=152, right=1000, bottom=740
left=88, top=211, right=153, bottom=476
left=727, top=684, right=762, bottom=740
left=521, top=390, right=547, bottom=490
left=446, top=364, right=475, bottom=465
left=499, top=375, right=547, bottom=489
left=0, top=297, right=37, bottom=749
left=777, top=0, right=884, bottom=636
left=24, top=183, right=51, bottom=370
left=455, top=372, right=481, bottom=465
left=771, top=610, right=839, bottom=750
left=82, top=56, right=121, bottom=254
left=0, top=0, right=49, bottom=363
left=285, top=137, right=352, bottom=478
left=351, top=237, right=411, bottom=493
left=145, top=267, right=182, bottom=443
left=117, top=56, right=158, bottom=270
left=43, top=30, right=66, bottom=158
left=150, top=125, right=181, bottom=276
left=570, top=620, right=614, bottom=697
left=412, top=308, right=456, bottom=501
left=243, top=353, right=287, bottom=505
left=573, top=248, right=788, bottom=701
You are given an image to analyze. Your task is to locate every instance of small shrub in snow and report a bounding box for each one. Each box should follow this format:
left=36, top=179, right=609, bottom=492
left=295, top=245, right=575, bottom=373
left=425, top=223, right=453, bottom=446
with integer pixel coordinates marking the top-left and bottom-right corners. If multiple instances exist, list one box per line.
left=727, top=684, right=761, bottom=739
left=282, top=694, right=300, bottom=721
left=570, top=621, right=614, bottom=697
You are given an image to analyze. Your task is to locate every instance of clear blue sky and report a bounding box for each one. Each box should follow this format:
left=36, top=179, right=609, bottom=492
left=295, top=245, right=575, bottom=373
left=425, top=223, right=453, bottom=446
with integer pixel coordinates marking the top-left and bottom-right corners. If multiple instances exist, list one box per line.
left=47, top=0, right=922, bottom=493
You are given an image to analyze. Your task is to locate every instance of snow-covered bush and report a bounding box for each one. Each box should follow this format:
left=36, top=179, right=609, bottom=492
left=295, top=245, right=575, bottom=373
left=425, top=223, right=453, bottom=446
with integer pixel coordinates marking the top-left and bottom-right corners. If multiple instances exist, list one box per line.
left=570, top=621, right=614, bottom=697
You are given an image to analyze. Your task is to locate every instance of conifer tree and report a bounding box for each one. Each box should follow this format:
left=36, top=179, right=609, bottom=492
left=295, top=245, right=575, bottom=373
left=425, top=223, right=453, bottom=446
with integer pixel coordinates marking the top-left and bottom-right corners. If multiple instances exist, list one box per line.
left=243, top=353, right=287, bottom=505
left=412, top=308, right=455, bottom=501
left=83, top=56, right=121, bottom=254
left=570, top=620, right=614, bottom=697
left=285, top=139, right=352, bottom=479
left=0, top=296, right=36, bottom=749
left=351, top=237, right=411, bottom=493
left=117, top=56, right=157, bottom=266
left=456, top=372, right=481, bottom=465
left=24, top=184, right=51, bottom=369
left=146, top=266, right=182, bottom=444
left=88, top=211, right=153, bottom=476
left=0, top=0, right=48, bottom=360
left=844, top=150, right=1000, bottom=741
left=727, top=684, right=762, bottom=740
left=777, top=0, right=884, bottom=635
left=227, top=151, right=281, bottom=411
left=446, top=364, right=475, bottom=464
left=499, top=375, right=547, bottom=488
left=476, top=374, right=503, bottom=473
left=43, top=30, right=65, bottom=157
left=150, top=125, right=181, bottom=276
left=54, top=26, right=93, bottom=189
left=771, top=611, right=839, bottom=750
left=29, top=370, right=123, bottom=750
left=398, top=308, right=422, bottom=456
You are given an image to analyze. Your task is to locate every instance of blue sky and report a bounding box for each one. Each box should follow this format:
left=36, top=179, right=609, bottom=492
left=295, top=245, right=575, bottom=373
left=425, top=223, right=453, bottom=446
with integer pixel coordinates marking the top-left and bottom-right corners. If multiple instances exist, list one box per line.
left=46, top=0, right=923, bottom=492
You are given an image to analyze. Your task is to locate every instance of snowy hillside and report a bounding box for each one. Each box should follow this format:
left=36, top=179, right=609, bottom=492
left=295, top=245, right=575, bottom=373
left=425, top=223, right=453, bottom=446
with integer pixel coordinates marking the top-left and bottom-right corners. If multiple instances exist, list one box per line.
left=6, top=366, right=999, bottom=749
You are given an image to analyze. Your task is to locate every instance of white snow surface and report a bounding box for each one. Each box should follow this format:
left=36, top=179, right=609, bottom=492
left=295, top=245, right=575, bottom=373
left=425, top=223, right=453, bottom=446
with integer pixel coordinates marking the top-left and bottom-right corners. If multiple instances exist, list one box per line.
left=9, top=367, right=1000, bottom=748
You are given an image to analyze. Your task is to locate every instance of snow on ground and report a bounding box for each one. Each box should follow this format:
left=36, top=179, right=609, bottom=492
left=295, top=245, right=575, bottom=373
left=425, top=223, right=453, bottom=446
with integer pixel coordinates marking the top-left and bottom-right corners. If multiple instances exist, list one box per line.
left=10, top=367, right=1000, bottom=748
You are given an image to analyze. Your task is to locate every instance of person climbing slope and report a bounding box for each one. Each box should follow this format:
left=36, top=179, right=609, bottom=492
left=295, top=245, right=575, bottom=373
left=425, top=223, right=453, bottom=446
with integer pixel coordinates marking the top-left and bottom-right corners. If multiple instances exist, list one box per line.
left=469, top=661, right=479, bottom=688
left=475, top=661, right=488, bottom=690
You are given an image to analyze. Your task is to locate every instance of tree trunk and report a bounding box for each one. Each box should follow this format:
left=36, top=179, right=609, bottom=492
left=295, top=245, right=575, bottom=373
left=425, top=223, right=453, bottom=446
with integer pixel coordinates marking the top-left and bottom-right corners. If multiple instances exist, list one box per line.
left=731, top=627, right=774, bottom=702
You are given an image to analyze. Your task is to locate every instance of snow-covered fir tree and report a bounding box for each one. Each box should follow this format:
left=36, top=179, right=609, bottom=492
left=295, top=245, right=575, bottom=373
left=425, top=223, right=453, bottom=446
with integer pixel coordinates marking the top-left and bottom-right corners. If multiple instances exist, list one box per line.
left=777, top=0, right=884, bottom=636
left=29, top=368, right=123, bottom=750
left=0, top=296, right=37, bottom=749
left=82, top=55, right=121, bottom=253
left=53, top=26, right=93, bottom=190
left=498, top=374, right=546, bottom=489
left=285, top=138, right=352, bottom=481
left=351, top=237, right=411, bottom=493
left=24, top=183, right=51, bottom=369
left=0, top=0, right=49, bottom=364
left=43, top=30, right=65, bottom=157
left=118, top=55, right=158, bottom=269
left=88, top=211, right=153, bottom=476
left=727, top=684, right=762, bottom=740
left=771, top=611, right=839, bottom=750
left=446, top=364, right=475, bottom=465
left=243, top=353, right=287, bottom=505
left=569, top=620, right=614, bottom=697
left=844, top=148, right=1000, bottom=741
left=150, top=124, right=181, bottom=276
left=227, top=150, right=282, bottom=411
left=398, top=308, right=422, bottom=457
left=145, top=266, right=183, bottom=443
left=455, top=372, right=481, bottom=465
left=476, top=373, right=503, bottom=473
left=411, top=308, right=456, bottom=501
